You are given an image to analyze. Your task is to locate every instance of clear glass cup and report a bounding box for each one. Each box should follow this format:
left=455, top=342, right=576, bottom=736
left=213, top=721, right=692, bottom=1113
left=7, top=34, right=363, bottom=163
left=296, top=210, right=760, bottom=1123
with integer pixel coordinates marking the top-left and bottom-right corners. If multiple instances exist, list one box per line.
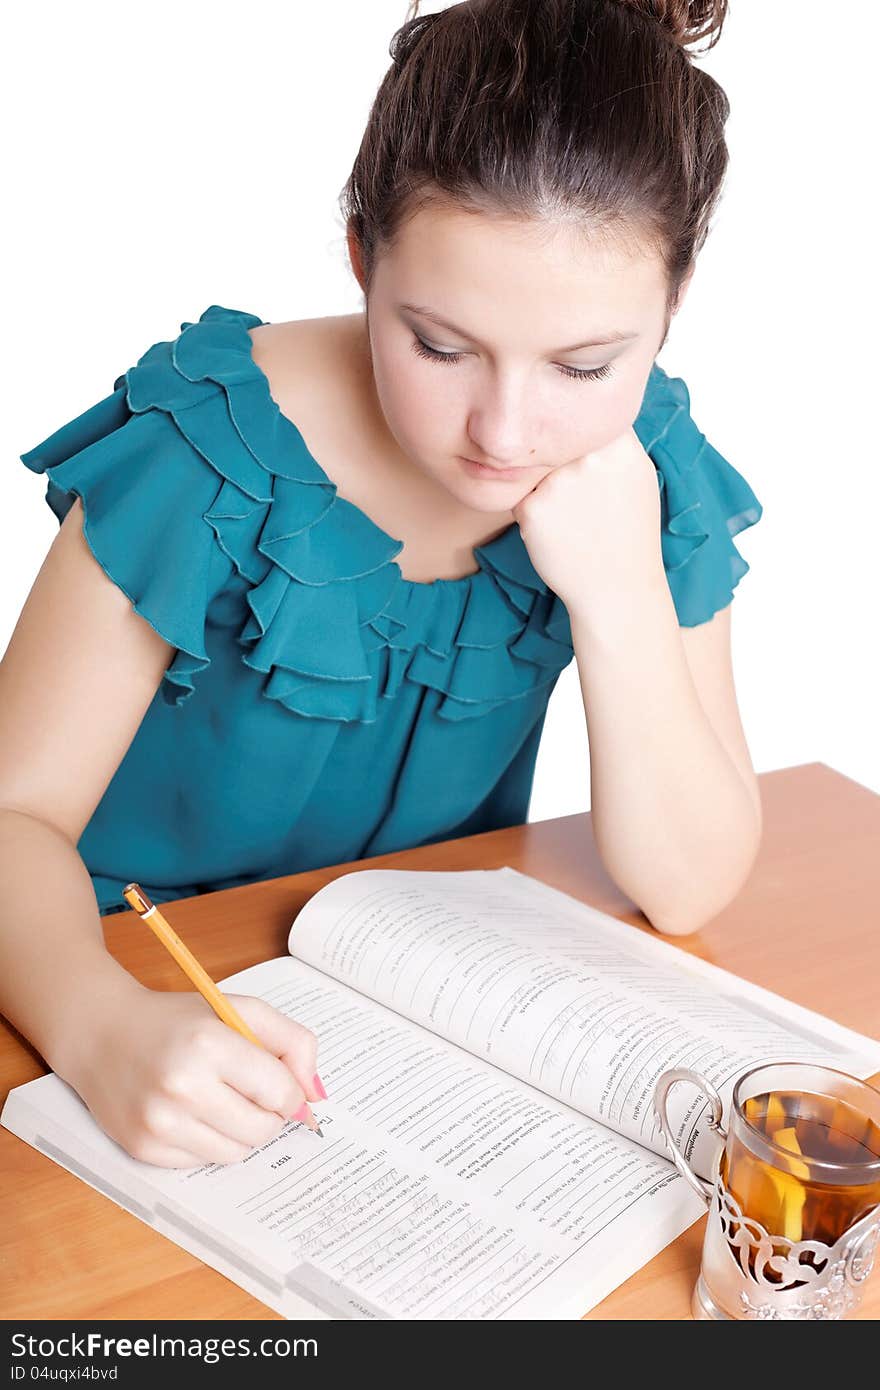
left=654, top=1062, right=880, bottom=1319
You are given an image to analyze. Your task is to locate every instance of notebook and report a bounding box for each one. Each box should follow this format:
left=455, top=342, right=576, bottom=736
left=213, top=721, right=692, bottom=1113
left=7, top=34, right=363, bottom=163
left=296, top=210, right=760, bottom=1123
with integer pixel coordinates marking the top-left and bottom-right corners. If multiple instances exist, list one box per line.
left=3, top=866, right=879, bottom=1320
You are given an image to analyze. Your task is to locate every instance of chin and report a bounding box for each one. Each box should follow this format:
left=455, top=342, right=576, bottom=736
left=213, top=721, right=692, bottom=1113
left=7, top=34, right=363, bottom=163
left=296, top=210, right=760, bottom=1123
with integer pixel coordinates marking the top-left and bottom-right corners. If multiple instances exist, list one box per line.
left=463, top=469, right=547, bottom=507
left=438, top=477, right=521, bottom=513
left=423, top=457, right=544, bottom=513
left=463, top=488, right=528, bottom=515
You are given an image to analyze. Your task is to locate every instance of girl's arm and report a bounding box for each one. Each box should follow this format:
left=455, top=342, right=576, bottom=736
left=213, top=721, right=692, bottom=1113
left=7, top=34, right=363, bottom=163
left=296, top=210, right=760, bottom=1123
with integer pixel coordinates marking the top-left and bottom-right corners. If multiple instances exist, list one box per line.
left=0, top=498, right=174, bottom=1071
left=571, top=578, right=762, bottom=937
left=0, top=500, right=320, bottom=1164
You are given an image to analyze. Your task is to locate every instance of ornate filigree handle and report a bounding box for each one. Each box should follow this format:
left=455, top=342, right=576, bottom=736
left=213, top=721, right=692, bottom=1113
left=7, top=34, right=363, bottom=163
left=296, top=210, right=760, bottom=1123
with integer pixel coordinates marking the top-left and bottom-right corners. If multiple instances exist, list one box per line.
left=653, top=1067, right=728, bottom=1203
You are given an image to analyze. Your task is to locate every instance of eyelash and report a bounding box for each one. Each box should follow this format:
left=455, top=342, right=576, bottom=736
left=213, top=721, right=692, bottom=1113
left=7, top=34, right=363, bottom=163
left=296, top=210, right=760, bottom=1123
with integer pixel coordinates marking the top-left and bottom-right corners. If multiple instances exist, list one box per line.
left=410, top=334, right=614, bottom=382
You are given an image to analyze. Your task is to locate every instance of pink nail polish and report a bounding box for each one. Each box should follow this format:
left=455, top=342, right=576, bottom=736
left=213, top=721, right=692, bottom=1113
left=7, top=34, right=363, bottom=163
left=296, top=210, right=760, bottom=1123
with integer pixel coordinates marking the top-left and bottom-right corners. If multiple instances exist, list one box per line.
left=313, top=1072, right=329, bottom=1100
left=291, top=1101, right=311, bottom=1123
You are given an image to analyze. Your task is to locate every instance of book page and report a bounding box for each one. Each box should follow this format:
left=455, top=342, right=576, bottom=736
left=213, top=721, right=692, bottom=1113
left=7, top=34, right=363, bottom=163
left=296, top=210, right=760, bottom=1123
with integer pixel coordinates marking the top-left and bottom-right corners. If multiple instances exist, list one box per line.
left=285, top=868, right=880, bottom=1180
left=1, top=953, right=704, bottom=1320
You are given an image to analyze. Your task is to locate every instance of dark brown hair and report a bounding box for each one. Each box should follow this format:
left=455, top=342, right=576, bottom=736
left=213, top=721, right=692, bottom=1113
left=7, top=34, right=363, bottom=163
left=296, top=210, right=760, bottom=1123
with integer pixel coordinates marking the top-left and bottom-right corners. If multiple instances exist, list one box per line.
left=339, top=0, right=731, bottom=333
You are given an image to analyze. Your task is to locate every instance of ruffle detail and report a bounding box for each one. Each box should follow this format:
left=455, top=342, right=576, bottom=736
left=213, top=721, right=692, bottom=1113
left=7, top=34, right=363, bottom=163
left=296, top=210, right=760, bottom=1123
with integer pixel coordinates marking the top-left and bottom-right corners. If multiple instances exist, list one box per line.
left=19, top=306, right=762, bottom=728
left=19, top=305, right=574, bottom=723
left=19, top=387, right=231, bottom=705
left=634, top=365, right=763, bottom=627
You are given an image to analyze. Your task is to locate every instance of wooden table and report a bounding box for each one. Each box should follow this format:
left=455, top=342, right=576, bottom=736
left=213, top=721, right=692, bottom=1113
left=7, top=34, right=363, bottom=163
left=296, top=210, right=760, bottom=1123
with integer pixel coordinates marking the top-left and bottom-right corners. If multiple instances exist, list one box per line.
left=2, top=761, right=878, bottom=1321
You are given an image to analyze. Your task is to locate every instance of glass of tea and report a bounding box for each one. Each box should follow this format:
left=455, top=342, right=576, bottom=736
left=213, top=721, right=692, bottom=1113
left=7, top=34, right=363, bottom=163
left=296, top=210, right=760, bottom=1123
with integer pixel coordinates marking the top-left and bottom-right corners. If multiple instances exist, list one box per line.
left=654, top=1062, right=880, bottom=1320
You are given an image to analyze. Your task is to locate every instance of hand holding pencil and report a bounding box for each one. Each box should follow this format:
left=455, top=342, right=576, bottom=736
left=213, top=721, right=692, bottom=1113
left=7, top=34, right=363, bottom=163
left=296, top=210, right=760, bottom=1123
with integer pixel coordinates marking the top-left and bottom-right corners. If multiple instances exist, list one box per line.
left=53, top=887, right=326, bottom=1170
left=122, top=884, right=325, bottom=1139
left=56, top=965, right=327, bottom=1169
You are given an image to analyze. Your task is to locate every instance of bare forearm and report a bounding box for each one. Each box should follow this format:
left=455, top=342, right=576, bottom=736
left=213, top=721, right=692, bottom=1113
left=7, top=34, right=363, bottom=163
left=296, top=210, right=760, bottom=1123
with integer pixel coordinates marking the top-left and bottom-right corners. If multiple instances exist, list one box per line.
left=570, top=583, right=761, bottom=935
left=0, top=809, right=143, bottom=1077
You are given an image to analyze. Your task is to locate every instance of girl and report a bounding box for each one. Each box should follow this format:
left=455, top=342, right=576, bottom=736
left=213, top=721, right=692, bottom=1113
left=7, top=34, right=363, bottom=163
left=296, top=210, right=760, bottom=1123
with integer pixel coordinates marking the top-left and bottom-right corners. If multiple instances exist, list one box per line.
left=0, top=0, right=762, bottom=1168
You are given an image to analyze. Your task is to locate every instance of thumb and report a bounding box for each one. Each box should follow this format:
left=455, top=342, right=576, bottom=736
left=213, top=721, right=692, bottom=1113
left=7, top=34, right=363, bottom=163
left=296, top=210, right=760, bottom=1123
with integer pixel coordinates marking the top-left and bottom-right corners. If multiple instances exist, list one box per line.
left=228, top=994, right=323, bottom=1103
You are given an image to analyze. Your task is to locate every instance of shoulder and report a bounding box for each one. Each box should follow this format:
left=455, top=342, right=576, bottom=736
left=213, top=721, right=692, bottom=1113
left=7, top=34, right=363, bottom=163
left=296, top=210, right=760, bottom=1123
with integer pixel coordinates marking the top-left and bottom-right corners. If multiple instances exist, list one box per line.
left=248, top=314, right=338, bottom=371
left=248, top=314, right=370, bottom=425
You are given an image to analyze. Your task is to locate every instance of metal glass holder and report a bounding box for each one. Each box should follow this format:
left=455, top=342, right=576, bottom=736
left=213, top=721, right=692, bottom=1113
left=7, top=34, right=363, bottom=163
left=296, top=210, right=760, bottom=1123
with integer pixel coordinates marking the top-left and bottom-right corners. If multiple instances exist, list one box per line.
left=654, top=1066, right=880, bottom=1320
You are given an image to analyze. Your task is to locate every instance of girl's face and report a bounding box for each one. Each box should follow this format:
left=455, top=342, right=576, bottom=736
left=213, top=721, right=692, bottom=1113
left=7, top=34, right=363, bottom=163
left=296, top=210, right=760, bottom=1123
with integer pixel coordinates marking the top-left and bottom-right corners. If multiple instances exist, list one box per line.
left=355, top=202, right=684, bottom=520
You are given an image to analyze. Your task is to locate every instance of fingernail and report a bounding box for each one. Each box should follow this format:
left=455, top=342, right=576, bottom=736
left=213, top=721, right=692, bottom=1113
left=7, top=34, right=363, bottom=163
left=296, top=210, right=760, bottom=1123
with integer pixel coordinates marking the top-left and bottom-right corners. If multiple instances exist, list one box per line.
left=312, top=1072, right=328, bottom=1100
left=292, top=1101, right=312, bottom=1124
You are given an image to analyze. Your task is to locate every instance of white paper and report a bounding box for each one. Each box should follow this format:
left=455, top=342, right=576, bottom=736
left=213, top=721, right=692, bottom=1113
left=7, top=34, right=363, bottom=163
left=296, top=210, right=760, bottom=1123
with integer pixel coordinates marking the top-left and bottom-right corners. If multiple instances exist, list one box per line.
left=287, top=867, right=880, bottom=1180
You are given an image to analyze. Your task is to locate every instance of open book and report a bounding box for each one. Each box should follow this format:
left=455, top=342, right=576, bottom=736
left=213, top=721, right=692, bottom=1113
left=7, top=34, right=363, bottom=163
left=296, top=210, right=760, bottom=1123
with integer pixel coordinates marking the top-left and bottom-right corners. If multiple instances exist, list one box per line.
left=4, top=866, right=880, bottom=1320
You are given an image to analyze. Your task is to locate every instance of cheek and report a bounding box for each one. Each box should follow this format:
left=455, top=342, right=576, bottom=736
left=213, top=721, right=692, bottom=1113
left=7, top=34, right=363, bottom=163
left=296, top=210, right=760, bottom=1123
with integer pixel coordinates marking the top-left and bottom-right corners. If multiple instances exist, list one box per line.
left=375, top=347, right=445, bottom=436
left=395, top=388, right=474, bottom=477
left=568, top=374, right=648, bottom=456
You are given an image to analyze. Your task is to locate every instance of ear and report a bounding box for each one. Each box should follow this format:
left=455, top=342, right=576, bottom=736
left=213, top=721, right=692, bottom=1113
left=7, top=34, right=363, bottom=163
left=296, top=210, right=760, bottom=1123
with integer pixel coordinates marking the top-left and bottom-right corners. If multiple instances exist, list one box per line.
left=346, top=223, right=367, bottom=294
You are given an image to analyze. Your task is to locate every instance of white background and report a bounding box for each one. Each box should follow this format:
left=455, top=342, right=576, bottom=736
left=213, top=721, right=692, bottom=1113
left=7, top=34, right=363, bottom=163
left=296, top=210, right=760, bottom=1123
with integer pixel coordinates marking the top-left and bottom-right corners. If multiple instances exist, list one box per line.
left=2, top=0, right=877, bottom=818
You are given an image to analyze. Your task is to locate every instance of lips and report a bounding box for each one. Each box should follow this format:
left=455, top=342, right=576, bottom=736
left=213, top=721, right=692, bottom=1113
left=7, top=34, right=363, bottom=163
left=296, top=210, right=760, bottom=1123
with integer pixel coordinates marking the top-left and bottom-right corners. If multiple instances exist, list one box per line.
left=462, top=456, right=535, bottom=474
left=467, top=460, right=524, bottom=471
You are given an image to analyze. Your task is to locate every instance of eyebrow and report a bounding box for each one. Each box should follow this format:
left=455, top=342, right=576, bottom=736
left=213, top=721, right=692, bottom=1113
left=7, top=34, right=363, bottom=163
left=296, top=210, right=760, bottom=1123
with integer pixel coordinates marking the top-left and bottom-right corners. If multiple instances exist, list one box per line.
left=399, top=302, right=638, bottom=352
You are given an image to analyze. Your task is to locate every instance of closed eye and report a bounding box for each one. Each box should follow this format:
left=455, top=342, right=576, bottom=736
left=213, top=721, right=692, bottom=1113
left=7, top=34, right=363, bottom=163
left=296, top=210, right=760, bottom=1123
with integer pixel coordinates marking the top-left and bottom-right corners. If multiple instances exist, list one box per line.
left=410, top=334, right=614, bottom=382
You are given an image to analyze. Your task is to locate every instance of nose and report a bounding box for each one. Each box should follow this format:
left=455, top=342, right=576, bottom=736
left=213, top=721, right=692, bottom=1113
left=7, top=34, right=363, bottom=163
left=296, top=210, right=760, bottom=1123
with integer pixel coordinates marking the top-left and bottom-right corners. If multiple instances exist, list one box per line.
left=466, top=377, right=539, bottom=466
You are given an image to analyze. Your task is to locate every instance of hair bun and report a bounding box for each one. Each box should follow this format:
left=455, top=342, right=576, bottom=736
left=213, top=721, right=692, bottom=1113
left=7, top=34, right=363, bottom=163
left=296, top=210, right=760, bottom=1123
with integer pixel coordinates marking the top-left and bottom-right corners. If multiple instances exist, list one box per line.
left=405, top=1, right=728, bottom=51
left=616, top=1, right=729, bottom=52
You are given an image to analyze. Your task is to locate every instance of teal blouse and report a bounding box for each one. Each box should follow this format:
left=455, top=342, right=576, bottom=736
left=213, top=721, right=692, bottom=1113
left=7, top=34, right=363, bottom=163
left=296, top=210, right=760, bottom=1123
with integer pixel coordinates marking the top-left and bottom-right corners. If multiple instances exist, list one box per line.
left=19, top=304, right=763, bottom=917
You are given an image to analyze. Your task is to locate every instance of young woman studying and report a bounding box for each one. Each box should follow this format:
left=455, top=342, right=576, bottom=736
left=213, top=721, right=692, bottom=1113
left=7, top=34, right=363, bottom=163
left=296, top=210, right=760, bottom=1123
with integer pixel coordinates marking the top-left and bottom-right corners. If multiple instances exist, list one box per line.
left=0, top=0, right=762, bottom=1168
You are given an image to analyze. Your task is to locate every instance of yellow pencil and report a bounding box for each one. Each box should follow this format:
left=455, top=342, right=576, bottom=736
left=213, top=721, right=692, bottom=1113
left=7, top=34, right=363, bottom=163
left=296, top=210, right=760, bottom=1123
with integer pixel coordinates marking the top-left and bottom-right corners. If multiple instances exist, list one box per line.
left=122, top=883, right=322, bottom=1136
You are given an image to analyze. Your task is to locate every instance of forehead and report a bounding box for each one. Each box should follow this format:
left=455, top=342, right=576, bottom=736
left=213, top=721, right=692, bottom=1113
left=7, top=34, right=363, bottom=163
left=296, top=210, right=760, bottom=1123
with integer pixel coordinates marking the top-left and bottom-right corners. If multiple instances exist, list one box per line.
left=373, top=201, right=668, bottom=332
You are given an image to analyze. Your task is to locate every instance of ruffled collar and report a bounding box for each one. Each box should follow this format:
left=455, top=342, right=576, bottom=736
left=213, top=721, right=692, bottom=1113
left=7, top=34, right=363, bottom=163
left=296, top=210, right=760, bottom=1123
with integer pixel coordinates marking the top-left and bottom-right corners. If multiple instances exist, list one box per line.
left=116, top=304, right=690, bottom=722
left=128, top=302, right=543, bottom=592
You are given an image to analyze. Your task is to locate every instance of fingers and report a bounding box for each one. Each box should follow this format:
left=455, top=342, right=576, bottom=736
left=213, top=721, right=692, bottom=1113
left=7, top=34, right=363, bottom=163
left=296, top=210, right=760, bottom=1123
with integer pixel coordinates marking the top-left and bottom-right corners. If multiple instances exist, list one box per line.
left=188, top=1078, right=293, bottom=1151
left=78, top=989, right=327, bottom=1170
left=218, top=1039, right=307, bottom=1119
left=156, top=1115, right=251, bottom=1166
left=125, top=1103, right=254, bottom=1168
left=122, top=1073, right=296, bottom=1168
left=122, top=996, right=327, bottom=1167
left=227, top=995, right=323, bottom=1104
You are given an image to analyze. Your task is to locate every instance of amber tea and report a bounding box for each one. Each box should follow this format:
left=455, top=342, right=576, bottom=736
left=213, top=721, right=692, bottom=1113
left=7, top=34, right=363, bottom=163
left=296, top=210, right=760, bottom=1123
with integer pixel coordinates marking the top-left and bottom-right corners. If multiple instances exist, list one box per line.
left=720, top=1088, right=880, bottom=1254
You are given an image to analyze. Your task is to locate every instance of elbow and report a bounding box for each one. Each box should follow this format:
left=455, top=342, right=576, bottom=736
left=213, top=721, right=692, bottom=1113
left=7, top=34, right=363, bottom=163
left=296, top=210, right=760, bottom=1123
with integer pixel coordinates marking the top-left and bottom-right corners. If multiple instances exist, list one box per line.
left=644, top=888, right=753, bottom=940
left=641, top=829, right=763, bottom=939
left=645, top=893, right=735, bottom=937
left=645, top=905, right=711, bottom=938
